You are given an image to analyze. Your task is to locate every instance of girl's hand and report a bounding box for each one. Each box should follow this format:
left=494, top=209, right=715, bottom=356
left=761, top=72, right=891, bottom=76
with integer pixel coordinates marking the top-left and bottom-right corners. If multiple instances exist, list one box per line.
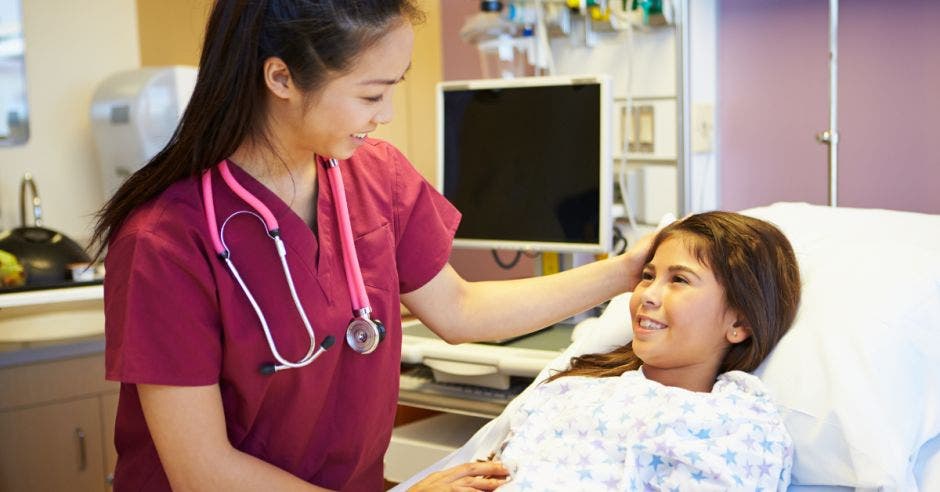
left=407, top=461, right=510, bottom=491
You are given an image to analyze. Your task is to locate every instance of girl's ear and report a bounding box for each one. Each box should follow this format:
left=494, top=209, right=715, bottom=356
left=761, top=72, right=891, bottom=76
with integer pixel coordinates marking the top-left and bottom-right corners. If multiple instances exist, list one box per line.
left=262, top=56, right=295, bottom=100
left=728, top=319, right=752, bottom=344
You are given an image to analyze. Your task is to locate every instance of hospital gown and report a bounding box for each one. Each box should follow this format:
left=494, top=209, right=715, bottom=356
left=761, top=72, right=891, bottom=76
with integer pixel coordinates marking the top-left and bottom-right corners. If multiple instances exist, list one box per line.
left=494, top=368, right=792, bottom=491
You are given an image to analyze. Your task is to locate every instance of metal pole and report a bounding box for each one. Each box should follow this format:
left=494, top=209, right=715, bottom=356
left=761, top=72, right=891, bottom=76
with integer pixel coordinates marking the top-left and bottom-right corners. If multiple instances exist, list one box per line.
left=817, top=0, right=839, bottom=207
left=677, top=0, right=692, bottom=216
left=828, top=0, right=839, bottom=207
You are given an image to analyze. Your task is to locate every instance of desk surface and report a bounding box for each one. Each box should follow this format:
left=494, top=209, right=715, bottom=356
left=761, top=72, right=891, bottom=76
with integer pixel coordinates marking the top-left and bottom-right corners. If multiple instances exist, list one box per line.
left=399, top=323, right=574, bottom=418
left=402, top=322, right=574, bottom=352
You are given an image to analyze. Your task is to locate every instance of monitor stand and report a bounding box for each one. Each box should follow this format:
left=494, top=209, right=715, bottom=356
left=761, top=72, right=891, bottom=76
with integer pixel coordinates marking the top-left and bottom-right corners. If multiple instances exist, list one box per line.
left=478, top=251, right=604, bottom=345
left=476, top=324, right=561, bottom=346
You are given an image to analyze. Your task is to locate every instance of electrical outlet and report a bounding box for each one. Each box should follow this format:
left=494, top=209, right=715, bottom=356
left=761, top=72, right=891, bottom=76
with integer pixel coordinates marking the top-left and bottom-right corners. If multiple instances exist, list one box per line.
left=692, top=103, right=714, bottom=154
left=620, top=103, right=655, bottom=154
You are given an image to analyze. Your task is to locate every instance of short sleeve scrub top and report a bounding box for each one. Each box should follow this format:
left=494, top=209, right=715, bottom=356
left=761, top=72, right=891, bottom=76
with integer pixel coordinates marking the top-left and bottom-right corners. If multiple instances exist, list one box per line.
left=104, top=140, right=460, bottom=490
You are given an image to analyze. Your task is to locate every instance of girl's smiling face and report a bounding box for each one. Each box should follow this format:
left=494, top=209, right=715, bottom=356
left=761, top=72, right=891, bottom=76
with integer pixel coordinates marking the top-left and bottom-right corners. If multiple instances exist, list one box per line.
left=629, top=235, right=745, bottom=390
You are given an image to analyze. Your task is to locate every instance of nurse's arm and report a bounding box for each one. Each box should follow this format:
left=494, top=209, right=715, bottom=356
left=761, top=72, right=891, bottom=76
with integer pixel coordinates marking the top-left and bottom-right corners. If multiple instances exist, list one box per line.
left=138, top=383, right=331, bottom=491
left=400, top=235, right=651, bottom=344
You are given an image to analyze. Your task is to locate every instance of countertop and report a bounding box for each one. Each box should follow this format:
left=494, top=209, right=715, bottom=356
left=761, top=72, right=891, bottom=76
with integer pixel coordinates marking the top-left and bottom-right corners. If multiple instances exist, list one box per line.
left=0, top=283, right=106, bottom=365
left=0, top=336, right=105, bottom=369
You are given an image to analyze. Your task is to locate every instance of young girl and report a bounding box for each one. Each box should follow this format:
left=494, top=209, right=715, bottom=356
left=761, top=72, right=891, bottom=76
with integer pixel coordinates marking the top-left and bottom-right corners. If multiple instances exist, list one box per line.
left=490, top=212, right=801, bottom=491
left=92, top=1, right=651, bottom=490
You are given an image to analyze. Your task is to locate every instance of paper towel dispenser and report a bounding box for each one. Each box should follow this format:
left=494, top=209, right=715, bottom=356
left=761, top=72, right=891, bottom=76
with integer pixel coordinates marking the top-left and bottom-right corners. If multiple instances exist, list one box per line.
left=90, top=66, right=197, bottom=197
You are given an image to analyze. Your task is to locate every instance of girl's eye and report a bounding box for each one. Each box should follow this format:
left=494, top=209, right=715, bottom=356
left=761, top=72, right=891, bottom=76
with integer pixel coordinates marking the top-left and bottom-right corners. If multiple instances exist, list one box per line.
left=641, top=271, right=654, bottom=281
left=672, top=275, right=689, bottom=284
left=363, top=95, right=383, bottom=103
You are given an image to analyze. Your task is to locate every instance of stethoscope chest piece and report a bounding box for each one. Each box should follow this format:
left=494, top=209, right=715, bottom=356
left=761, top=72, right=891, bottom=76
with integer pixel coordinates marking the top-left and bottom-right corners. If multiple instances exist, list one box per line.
left=346, top=316, right=386, bottom=354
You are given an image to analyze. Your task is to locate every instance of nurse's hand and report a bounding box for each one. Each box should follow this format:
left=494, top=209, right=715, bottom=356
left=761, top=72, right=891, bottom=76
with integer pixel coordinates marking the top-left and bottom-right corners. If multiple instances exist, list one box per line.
left=620, top=232, right=654, bottom=291
left=407, top=461, right=510, bottom=491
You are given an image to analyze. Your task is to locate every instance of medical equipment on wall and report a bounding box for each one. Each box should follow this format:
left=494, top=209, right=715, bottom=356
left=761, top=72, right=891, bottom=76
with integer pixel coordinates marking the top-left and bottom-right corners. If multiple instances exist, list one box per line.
left=460, top=1, right=675, bottom=77
left=608, top=0, right=674, bottom=28
left=90, top=66, right=198, bottom=198
left=460, top=1, right=562, bottom=78
left=202, top=159, right=385, bottom=375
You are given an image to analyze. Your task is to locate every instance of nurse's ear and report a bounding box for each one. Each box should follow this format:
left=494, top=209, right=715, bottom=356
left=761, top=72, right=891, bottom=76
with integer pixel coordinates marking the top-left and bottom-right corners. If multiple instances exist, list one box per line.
left=262, top=56, right=296, bottom=100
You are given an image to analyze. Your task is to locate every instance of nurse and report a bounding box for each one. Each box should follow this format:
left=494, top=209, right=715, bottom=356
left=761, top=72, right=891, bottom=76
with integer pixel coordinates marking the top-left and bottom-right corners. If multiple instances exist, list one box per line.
left=91, top=1, right=650, bottom=490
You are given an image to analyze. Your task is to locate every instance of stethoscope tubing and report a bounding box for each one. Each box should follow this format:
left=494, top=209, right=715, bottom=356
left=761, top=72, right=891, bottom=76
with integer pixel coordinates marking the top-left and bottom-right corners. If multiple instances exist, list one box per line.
left=219, top=160, right=279, bottom=230
left=201, top=158, right=380, bottom=374
left=218, top=211, right=322, bottom=370
left=325, top=159, right=370, bottom=313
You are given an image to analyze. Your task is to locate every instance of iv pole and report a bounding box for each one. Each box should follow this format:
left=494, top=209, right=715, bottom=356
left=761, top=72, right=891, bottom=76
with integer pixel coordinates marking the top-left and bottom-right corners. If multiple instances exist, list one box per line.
left=816, top=0, right=839, bottom=207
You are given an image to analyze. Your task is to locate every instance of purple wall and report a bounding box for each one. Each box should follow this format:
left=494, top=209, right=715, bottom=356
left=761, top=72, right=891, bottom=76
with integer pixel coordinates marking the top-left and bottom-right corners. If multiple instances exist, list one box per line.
left=440, top=0, right=482, bottom=82
left=719, top=0, right=940, bottom=213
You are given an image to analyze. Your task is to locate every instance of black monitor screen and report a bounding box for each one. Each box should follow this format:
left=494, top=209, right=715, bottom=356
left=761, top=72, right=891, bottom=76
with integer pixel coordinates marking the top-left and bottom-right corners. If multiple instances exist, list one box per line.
left=442, top=82, right=603, bottom=249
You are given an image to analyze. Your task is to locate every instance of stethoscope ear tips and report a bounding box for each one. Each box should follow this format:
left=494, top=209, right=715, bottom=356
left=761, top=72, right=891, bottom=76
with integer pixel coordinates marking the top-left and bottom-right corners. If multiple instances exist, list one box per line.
left=259, top=335, right=336, bottom=376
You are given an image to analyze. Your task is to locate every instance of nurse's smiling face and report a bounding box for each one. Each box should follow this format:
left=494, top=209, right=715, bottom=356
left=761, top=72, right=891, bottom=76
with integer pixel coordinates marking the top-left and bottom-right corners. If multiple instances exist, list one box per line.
left=629, top=235, right=744, bottom=388
left=298, top=19, right=414, bottom=160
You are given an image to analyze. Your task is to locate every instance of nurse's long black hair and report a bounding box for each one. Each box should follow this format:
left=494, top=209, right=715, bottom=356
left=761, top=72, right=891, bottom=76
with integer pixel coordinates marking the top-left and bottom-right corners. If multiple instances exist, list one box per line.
left=89, top=0, right=423, bottom=260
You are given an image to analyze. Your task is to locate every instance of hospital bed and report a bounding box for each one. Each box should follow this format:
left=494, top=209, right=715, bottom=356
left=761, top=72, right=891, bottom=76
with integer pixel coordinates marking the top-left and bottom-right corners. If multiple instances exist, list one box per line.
left=393, top=202, right=940, bottom=491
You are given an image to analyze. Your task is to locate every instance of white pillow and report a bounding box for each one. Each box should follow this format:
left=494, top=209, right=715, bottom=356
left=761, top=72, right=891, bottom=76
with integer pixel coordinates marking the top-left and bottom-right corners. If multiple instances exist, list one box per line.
left=743, top=203, right=940, bottom=489
left=570, top=290, right=633, bottom=348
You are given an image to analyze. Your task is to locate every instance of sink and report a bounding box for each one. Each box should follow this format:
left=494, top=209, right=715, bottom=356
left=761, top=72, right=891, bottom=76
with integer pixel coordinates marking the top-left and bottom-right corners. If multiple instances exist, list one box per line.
left=0, top=286, right=104, bottom=343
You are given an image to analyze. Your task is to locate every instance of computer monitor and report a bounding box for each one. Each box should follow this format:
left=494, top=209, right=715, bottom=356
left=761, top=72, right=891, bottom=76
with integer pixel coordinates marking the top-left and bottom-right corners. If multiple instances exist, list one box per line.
left=437, top=75, right=612, bottom=253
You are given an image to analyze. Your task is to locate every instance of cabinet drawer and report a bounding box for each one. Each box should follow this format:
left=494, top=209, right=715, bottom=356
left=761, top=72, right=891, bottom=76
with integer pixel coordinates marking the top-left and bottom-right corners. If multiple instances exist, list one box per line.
left=384, top=413, right=489, bottom=483
left=0, top=353, right=116, bottom=410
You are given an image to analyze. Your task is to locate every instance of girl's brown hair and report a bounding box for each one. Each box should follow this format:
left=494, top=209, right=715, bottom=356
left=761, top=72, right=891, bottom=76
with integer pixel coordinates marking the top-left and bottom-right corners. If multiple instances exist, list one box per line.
left=548, top=211, right=801, bottom=382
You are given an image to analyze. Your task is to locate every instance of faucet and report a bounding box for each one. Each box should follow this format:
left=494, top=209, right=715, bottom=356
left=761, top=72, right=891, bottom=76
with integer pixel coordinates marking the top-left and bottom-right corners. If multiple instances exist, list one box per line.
left=20, top=172, right=43, bottom=227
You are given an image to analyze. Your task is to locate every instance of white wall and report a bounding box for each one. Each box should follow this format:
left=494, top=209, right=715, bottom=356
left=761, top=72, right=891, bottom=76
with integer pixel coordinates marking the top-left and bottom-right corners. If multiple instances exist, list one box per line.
left=688, top=0, right=717, bottom=212
left=550, top=17, right=680, bottom=225
left=550, top=23, right=676, bottom=99
left=551, top=3, right=720, bottom=218
left=0, top=0, right=140, bottom=244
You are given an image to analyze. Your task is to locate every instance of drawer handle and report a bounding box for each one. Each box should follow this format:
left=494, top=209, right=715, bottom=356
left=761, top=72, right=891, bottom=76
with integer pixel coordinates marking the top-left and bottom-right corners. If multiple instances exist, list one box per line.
left=75, top=427, right=87, bottom=471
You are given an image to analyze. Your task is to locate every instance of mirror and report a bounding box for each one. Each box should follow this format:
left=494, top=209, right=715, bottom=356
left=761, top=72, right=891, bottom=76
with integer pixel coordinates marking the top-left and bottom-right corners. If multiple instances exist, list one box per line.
left=0, top=0, right=28, bottom=146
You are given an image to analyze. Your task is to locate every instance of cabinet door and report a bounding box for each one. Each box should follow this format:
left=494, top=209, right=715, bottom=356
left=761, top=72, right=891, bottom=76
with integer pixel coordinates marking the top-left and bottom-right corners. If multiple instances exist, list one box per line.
left=0, top=398, right=105, bottom=492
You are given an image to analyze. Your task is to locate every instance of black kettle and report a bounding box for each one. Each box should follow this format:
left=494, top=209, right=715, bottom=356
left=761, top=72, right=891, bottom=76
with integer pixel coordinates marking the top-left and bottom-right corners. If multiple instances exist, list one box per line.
left=0, top=173, right=91, bottom=286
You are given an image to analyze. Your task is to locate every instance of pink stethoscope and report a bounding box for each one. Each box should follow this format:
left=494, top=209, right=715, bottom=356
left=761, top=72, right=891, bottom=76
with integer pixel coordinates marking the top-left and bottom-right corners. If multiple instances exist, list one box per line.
left=201, top=158, right=385, bottom=375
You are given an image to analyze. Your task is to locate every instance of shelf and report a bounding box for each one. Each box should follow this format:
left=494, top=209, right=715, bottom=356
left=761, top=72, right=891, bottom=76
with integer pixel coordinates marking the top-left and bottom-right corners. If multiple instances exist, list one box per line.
left=398, top=389, right=507, bottom=420
left=613, top=95, right=678, bottom=102
left=613, top=155, right=678, bottom=164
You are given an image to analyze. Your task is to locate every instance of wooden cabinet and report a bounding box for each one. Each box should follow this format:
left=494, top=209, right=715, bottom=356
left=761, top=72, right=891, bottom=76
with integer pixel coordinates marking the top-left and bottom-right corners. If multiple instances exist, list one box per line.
left=0, top=351, right=118, bottom=492
left=0, top=398, right=104, bottom=491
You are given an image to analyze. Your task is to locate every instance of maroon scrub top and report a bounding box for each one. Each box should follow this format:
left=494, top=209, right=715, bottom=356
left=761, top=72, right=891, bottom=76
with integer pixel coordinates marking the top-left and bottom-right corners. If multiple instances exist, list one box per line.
left=104, top=140, right=460, bottom=490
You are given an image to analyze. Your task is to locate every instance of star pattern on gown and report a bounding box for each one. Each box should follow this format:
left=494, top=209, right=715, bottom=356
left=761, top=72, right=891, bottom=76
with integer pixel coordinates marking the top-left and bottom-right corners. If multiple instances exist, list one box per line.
left=722, top=448, right=737, bottom=465
left=493, top=371, right=791, bottom=491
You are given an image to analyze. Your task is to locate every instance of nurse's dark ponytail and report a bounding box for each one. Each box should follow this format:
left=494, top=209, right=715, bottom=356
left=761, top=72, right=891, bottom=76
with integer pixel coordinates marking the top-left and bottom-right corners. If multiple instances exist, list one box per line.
left=90, top=0, right=423, bottom=260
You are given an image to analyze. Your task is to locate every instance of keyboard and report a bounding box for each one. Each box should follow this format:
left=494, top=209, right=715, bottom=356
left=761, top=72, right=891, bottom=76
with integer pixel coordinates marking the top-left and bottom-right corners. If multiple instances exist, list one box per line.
left=399, top=364, right=532, bottom=404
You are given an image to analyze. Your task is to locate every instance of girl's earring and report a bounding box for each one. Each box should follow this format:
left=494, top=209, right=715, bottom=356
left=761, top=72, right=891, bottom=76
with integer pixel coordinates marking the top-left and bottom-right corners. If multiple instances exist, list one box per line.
left=732, top=329, right=738, bottom=338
